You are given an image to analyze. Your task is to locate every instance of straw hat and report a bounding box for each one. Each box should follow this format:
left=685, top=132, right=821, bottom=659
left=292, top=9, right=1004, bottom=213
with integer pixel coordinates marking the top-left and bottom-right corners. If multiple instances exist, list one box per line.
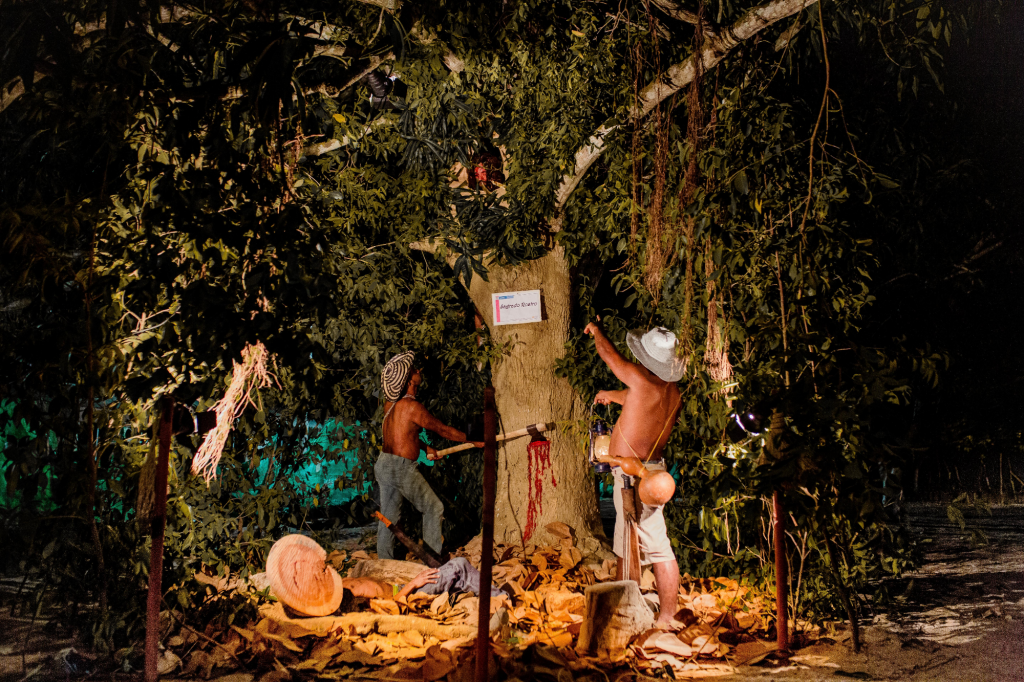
left=266, top=534, right=343, bottom=617
left=626, top=327, right=687, bottom=383
left=381, top=351, right=415, bottom=402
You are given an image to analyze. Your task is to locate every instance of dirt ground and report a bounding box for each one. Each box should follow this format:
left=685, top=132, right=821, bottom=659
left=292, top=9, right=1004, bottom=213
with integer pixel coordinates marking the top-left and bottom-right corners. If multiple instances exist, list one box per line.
left=733, top=503, right=1024, bottom=681
left=2, top=503, right=1022, bottom=681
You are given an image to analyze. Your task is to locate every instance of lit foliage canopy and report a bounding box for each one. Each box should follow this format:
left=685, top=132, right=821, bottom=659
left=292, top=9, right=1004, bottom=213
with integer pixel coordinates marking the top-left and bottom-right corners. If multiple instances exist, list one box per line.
left=0, top=0, right=971, bottom=646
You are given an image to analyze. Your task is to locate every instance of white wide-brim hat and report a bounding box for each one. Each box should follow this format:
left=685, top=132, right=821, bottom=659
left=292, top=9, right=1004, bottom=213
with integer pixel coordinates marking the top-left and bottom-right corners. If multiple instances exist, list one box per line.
left=626, top=327, right=686, bottom=383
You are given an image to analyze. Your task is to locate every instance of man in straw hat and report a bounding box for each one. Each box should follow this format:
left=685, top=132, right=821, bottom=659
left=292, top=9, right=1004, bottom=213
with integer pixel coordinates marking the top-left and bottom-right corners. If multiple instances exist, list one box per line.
left=375, top=351, right=484, bottom=560
left=585, top=320, right=685, bottom=626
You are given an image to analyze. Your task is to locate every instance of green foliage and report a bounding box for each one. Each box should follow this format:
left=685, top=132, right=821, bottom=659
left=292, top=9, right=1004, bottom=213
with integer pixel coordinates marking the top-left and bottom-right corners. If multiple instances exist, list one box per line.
left=945, top=491, right=991, bottom=547
left=0, top=0, right=995, bottom=651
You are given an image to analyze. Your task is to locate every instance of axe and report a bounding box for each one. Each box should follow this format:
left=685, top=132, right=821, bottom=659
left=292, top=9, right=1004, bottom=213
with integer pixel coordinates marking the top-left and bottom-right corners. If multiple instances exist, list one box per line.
left=433, top=421, right=555, bottom=457
left=372, top=510, right=444, bottom=568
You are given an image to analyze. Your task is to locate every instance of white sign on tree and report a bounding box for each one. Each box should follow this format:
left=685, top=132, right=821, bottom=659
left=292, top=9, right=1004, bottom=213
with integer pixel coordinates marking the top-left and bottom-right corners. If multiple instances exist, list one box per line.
left=491, top=290, right=543, bottom=326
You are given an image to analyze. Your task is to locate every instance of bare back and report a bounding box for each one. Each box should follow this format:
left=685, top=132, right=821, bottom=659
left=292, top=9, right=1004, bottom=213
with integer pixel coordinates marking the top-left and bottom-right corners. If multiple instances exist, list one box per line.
left=610, top=374, right=681, bottom=463
left=383, top=396, right=467, bottom=460
left=382, top=398, right=424, bottom=460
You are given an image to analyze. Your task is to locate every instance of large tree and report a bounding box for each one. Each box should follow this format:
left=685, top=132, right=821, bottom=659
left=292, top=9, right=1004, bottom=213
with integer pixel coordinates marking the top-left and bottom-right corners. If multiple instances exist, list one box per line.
left=1, top=0, right=969, bottom=639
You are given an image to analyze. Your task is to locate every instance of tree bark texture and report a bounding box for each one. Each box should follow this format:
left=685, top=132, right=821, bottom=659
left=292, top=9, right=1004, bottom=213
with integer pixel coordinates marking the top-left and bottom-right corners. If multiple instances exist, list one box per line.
left=463, top=247, right=602, bottom=547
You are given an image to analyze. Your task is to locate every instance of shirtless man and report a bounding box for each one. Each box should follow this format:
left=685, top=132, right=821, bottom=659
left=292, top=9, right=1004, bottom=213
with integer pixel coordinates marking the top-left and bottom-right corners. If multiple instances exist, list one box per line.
left=375, top=351, right=484, bottom=560
left=584, top=321, right=686, bottom=625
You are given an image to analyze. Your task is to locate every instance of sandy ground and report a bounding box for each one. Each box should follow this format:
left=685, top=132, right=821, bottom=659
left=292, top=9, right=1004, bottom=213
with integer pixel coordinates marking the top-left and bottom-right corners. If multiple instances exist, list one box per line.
left=0, top=608, right=78, bottom=681
left=731, top=503, right=1024, bottom=681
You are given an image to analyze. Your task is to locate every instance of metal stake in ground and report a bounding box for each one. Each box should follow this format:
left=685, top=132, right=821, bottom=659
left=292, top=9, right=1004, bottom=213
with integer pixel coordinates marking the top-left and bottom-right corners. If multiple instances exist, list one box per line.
left=476, top=387, right=497, bottom=682
left=773, top=490, right=789, bottom=652
left=145, top=397, right=173, bottom=682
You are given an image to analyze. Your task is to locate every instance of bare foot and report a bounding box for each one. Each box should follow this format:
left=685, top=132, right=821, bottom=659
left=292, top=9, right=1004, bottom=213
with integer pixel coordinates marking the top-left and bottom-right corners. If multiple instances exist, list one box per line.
left=655, top=617, right=685, bottom=631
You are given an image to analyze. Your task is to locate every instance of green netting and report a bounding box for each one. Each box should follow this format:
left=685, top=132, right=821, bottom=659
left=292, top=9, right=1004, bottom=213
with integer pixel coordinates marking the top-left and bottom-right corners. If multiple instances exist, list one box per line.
left=1, top=401, right=377, bottom=512
left=252, top=419, right=372, bottom=506
left=1, top=399, right=59, bottom=510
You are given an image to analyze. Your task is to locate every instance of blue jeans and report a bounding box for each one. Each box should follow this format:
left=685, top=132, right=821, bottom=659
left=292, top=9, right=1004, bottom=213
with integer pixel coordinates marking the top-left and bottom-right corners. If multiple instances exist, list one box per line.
left=375, top=452, right=444, bottom=560
left=413, top=558, right=506, bottom=598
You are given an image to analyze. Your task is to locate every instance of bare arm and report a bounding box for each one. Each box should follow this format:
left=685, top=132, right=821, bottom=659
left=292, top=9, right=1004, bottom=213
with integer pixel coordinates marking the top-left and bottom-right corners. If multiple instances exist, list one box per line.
left=595, top=389, right=628, bottom=405
left=411, top=403, right=485, bottom=448
left=396, top=568, right=439, bottom=598
left=584, top=321, right=645, bottom=387
left=411, top=403, right=468, bottom=442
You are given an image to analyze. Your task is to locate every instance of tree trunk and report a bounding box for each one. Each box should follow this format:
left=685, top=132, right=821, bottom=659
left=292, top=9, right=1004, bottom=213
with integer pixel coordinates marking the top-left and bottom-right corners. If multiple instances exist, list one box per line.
left=464, top=246, right=602, bottom=549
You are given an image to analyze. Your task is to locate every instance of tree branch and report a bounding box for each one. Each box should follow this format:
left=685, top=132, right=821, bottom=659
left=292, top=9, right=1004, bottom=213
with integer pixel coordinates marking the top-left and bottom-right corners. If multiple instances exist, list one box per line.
left=941, top=237, right=1007, bottom=282
left=0, top=0, right=400, bottom=114
left=551, top=0, right=820, bottom=226
left=301, top=116, right=395, bottom=157
left=1, top=73, right=46, bottom=114
left=648, top=0, right=702, bottom=25
left=409, top=239, right=494, bottom=322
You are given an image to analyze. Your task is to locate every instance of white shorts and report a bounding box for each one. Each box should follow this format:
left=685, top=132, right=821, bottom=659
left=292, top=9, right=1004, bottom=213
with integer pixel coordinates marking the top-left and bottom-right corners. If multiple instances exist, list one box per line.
left=612, top=460, right=675, bottom=565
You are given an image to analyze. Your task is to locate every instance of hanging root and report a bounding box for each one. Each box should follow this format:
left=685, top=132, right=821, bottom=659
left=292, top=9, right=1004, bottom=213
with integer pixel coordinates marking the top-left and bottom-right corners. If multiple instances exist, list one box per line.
left=704, top=238, right=733, bottom=393
left=645, top=2, right=708, bottom=304
left=191, top=341, right=279, bottom=482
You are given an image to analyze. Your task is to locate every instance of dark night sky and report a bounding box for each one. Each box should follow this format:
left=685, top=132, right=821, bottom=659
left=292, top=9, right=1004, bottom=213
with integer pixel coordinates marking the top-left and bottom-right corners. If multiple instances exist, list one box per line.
left=948, top=2, right=1024, bottom=190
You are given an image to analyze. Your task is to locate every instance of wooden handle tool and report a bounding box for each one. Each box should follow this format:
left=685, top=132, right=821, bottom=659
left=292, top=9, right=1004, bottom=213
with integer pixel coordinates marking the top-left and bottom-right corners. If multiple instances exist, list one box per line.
left=433, top=421, right=555, bottom=457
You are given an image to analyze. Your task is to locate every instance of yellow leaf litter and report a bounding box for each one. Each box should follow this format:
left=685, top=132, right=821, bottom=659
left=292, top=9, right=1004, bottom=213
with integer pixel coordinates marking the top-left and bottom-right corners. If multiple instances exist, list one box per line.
left=172, top=524, right=781, bottom=680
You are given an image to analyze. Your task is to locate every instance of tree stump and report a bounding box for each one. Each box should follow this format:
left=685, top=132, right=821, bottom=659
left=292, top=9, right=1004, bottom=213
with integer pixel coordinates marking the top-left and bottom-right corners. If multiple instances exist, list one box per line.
left=266, top=535, right=344, bottom=617
left=576, top=580, right=656, bottom=657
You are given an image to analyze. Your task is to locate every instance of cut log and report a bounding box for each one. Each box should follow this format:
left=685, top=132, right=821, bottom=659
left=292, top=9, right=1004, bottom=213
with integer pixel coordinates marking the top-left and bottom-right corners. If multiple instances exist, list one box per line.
left=259, top=602, right=477, bottom=640
left=266, top=535, right=344, bottom=617
left=347, top=559, right=431, bottom=585
left=576, top=580, right=656, bottom=657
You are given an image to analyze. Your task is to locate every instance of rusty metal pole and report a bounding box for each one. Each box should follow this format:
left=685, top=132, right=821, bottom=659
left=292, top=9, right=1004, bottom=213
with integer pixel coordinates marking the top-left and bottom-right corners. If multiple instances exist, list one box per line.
left=773, top=490, right=789, bottom=652
left=145, top=398, right=174, bottom=682
left=475, top=387, right=497, bottom=682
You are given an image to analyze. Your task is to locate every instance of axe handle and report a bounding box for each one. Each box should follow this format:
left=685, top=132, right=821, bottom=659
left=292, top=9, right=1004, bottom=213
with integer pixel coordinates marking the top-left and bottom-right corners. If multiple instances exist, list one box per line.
left=434, top=422, right=555, bottom=457
left=373, top=511, right=443, bottom=568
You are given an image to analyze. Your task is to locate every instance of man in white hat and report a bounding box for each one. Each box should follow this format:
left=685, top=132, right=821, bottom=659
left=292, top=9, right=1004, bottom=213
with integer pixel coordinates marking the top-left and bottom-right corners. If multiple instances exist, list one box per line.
left=585, top=320, right=685, bottom=626
left=375, top=351, right=484, bottom=560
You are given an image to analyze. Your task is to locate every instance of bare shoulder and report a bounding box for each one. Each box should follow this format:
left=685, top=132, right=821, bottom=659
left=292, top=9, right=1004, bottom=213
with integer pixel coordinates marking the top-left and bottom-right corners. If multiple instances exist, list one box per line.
left=404, top=398, right=433, bottom=422
left=630, top=367, right=665, bottom=393
left=626, top=374, right=680, bottom=406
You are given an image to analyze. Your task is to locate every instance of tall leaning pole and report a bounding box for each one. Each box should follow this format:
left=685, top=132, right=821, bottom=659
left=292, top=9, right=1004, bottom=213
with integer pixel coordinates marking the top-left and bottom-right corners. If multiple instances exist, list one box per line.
left=475, top=386, right=498, bottom=682
left=144, top=398, right=174, bottom=682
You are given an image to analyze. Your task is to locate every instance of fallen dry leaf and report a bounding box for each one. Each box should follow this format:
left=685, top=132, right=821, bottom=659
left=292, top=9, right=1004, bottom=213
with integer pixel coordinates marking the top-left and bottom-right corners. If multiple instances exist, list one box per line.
left=168, top=533, right=780, bottom=682
left=157, top=650, right=181, bottom=675
left=422, top=645, right=456, bottom=681
left=690, top=634, right=722, bottom=655
left=369, top=599, right=401, bottom=616
left=644, top=630, right=693, bottom=658
left=337, top=649, right=383, bottom=666
left=731, top=640, right=775, bottom=666
left=545, top=522, right=573, bottom=539
left=400, top=629, right=425, bottom=648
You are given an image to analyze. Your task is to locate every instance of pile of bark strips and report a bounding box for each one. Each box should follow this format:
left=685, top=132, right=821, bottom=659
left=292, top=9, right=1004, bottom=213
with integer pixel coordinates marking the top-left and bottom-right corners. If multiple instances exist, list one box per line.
left=165, top=523, right=784, bottom=680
